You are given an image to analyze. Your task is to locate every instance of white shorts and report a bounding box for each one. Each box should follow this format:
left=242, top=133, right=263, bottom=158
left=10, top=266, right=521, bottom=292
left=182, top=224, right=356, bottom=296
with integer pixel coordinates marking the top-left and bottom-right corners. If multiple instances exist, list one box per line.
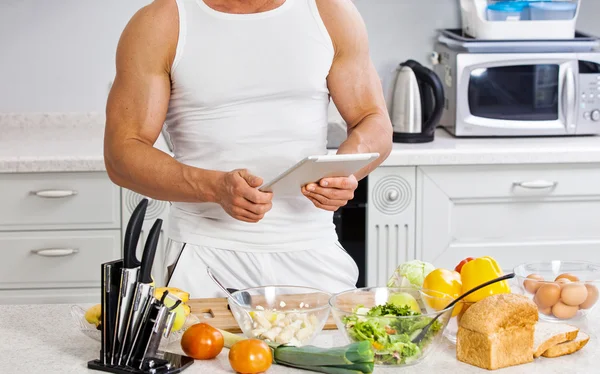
left=163, top=239, right=359, bottom=299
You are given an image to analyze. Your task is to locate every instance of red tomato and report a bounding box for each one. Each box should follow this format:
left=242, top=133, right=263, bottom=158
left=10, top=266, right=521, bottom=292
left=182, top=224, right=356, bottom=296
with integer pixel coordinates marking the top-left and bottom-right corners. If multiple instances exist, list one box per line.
left=229, top=339, right=273, bottom=374
left=455, top=257, right=475, bottom=274
left=180, top=323, right=224, bottom=360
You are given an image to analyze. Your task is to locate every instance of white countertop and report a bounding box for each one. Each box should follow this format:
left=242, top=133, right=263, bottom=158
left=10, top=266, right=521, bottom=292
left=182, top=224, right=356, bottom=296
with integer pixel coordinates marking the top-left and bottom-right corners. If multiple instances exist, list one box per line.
left=0, top=113, right=107, bottom=173
left=3, top=112, right=600, bottom=173
left=1, top=304, right=597, bottom=374
left=0, top=113, right=170, bottom=173
left=379, top=130, right=600, bottom=167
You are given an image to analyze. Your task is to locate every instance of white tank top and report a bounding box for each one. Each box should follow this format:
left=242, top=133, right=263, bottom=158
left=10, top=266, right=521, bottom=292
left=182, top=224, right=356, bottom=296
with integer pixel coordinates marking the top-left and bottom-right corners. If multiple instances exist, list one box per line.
left=164, top=0, right=338, bottom=251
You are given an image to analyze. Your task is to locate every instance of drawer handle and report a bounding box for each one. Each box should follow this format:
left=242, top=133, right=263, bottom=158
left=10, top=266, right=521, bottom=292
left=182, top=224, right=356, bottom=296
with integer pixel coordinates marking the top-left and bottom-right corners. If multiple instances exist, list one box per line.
left=513, top=180, right=558, bottom=190
left=31, top=189, right=78, bottom=198
left=31, top=248, right=79, bottom=257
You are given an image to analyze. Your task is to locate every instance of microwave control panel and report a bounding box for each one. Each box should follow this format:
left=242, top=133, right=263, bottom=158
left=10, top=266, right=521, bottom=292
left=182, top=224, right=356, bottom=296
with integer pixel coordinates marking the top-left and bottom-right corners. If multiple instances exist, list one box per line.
left=578, top=61, right=600, bottom=126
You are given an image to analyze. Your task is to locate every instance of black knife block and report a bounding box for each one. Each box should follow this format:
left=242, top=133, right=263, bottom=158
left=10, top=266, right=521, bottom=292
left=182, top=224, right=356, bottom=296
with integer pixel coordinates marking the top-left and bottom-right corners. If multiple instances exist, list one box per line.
left=88, top=353, right=194, bottom=374
left=88, top=260, right=194, bottom=374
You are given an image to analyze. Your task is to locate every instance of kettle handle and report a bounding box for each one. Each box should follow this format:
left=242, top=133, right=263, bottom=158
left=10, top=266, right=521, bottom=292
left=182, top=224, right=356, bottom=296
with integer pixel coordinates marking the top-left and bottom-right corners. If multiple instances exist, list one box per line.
left=400, top=60, right=445, bottom=137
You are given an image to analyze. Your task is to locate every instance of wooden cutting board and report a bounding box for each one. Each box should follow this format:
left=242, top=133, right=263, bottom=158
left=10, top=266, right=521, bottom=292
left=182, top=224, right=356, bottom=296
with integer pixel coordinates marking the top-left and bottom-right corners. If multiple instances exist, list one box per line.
left=188, top=297, right=338, bottom=333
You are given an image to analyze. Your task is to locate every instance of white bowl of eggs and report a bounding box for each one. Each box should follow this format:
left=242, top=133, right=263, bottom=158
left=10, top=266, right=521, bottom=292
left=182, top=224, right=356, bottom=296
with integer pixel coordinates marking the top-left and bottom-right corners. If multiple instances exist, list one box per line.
left=514, top=261, right=600, bottom=322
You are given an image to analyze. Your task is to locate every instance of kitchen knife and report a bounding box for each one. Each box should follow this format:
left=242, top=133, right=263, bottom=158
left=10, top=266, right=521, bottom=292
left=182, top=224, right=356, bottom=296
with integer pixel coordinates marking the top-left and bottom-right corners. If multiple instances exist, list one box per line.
left=125, top=297, right=157, bottom=367
left=111, top=198, right=148, bottom=365
left=101, top=259, right=122, bottom=365
left=119, top=218, right=163, bottom=365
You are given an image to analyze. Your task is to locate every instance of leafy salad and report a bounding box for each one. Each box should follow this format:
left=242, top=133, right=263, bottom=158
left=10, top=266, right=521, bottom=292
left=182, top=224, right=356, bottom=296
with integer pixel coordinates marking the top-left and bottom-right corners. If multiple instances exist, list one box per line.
left=342, top=302, right=442, bottom=365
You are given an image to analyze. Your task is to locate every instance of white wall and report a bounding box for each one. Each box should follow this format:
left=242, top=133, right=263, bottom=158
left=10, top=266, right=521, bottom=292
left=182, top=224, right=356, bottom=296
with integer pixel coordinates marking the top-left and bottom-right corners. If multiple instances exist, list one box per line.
left=1, top=0, right=600, bottom=113
left=0, top=0, right=150, bottom=113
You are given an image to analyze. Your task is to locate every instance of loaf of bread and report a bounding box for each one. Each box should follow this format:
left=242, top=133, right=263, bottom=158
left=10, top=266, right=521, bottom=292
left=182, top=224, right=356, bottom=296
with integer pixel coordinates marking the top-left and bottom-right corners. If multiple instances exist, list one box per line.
left=456, top=294, right=539, bottom=370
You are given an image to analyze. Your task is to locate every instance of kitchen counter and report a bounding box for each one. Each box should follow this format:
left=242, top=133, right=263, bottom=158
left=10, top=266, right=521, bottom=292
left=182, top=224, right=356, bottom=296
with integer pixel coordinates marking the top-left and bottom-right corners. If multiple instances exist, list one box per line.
left=3, top=112, right=600, bottom=173
left=377, top=130, right=600, bottom=167
left=1, top=304, right=598, bottom=374
left=0, top=113, right=107, bottom=173
left=0, top=113, right=170, bottom=173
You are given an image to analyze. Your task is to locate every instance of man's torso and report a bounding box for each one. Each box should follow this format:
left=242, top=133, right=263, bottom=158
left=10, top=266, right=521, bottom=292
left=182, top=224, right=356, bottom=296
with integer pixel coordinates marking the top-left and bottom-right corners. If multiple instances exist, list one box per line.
left=163, top=0, right=338, bottom=250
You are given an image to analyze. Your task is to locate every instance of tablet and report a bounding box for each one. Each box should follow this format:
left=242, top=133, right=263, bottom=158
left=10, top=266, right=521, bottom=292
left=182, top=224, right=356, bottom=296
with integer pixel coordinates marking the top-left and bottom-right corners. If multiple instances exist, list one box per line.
left=259, top=153, right=379, bottom=195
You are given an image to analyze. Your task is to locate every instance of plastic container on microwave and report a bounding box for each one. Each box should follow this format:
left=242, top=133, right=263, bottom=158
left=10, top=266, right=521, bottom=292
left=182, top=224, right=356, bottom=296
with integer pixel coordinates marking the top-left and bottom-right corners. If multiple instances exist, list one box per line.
left=461, top=0, right=580, bottom=40
left=529, top=1, right=578, bottom=20
left=486, top=2, right=528, bottom=21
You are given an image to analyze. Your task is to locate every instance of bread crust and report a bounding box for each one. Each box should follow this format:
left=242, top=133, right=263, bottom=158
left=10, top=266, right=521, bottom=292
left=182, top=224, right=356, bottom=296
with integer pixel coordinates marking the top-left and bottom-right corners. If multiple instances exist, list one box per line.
left=456, top=294, right=538, bottom=370
left=533, top=323, right=579, bottom=358
left=459, top=294, right=538, bottom=335
left=542, top=332, right=590, bottom=358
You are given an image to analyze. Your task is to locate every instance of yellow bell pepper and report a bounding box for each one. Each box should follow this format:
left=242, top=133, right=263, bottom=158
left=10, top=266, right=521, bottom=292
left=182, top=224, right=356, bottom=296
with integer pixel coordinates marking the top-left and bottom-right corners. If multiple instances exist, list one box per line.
left=460, top=256, right=511, bottom=303
left=422, top=268, right=463, bottom=317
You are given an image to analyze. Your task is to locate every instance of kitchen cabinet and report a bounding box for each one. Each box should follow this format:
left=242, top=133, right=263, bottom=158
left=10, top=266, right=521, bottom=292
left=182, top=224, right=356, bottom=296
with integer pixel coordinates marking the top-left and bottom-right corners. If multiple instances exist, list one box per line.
left=415, top=164, right=600, bottom=273
left=0, top=172, right=121, bottom=304
left=0, top=172, right=120, bottom=231
left=4, top=162, right=600, bottom=300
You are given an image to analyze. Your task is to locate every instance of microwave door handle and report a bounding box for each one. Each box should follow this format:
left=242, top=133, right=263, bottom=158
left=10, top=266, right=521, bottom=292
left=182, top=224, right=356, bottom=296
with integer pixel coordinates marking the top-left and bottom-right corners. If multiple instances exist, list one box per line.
left=561, top=66, right=576, bottom=129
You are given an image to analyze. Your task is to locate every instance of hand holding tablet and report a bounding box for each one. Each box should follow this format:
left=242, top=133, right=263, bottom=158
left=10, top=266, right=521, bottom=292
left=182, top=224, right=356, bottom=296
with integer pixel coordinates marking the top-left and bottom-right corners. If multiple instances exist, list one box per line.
left=258, top=153, right=379, bottom=196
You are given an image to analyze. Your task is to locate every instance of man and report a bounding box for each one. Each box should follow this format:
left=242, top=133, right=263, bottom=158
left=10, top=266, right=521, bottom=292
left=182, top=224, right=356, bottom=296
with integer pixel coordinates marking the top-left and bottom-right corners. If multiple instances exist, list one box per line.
left=104, top=0, right=392, bottom=298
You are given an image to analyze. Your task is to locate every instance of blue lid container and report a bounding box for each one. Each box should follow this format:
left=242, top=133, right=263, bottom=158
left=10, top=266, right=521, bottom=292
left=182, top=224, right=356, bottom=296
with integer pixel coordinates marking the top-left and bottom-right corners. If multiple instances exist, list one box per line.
left=529, top=1, right=577, bottom=20
left=487, top=1, right=529, bottom=21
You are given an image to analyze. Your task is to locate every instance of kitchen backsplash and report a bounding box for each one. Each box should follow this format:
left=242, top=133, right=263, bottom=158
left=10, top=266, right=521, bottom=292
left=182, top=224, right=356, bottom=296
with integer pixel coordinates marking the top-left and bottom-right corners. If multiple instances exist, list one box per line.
left=2, top=1, right=600, bottom=113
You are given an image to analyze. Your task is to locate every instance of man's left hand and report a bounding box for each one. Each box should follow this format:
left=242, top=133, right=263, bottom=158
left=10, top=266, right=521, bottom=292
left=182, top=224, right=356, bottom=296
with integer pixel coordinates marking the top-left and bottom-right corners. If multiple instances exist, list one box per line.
left=302, top=175, right=358, bottom=211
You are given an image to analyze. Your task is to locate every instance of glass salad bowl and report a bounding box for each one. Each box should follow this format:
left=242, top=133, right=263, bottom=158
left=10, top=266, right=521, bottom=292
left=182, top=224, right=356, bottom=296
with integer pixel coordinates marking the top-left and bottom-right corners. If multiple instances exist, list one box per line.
left=514, top=260, right=600, bottom=322
left=329, top=287, right=456, bottom=367
left=70, top=304, right=200, bottom=347
left=228, top=286, right=332, bottom=347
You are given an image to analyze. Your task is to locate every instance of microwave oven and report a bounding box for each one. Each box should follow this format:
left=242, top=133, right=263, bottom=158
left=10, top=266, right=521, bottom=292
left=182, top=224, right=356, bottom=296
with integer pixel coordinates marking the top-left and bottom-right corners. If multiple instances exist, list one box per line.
left=434, top=43, right=600, bottom=137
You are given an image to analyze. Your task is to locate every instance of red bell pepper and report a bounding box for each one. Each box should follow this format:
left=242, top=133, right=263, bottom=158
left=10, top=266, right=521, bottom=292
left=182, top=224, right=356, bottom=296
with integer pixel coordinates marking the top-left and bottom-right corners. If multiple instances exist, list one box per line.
left=455, top=257, right=475, bottom=274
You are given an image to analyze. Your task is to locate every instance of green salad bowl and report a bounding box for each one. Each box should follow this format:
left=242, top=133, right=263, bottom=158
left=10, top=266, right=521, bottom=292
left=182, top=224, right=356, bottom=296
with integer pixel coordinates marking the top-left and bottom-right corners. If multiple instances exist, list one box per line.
left=329, top=287, right=456, bottom=367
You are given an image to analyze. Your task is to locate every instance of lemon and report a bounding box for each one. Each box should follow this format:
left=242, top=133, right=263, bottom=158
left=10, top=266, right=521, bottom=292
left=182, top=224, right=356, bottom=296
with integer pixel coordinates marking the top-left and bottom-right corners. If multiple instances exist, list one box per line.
left=154, top=287, right=190, bottom=303
left=163, top=297, right=187, bottom=332
left=84, top=304, right=102, bottom=328
left=388, top=292, right=421, bottom=313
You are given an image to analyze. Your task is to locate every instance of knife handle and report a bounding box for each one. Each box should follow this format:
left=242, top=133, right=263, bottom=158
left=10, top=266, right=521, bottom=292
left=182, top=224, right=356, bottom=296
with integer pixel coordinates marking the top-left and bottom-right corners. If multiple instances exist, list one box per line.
left=139, top=219, right=163, bottom=284
left=124, top=198, right=148, bottom=268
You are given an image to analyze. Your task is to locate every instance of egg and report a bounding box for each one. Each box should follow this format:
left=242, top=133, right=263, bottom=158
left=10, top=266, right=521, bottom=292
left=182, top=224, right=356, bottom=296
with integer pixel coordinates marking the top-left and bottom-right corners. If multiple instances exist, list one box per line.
left=560, top=283, right=588, bottom=306
left=523, top=274, right=544, bottom=294
left=580, top=284, right=599, bottom=309
left=555, top=278, right=571, bottom=289
left=538, top=305, right=552, bottom=316
left=535, top=283, right=560, bottom=308
left=555, top=273, right=580, bottom=282
left=551, top=301, right=579, bottom=319
left=535, top=283, right=561, bottom=308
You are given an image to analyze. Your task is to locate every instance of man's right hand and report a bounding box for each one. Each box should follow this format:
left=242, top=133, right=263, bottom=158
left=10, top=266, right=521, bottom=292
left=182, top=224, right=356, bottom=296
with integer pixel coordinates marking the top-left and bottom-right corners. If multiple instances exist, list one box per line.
left=215, top=169, right=273, bottom=223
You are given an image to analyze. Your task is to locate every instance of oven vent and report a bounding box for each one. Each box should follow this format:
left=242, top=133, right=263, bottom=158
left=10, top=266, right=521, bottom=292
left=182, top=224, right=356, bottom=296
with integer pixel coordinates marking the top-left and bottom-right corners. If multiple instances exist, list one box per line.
left=372, top=223, right=408, bottom=286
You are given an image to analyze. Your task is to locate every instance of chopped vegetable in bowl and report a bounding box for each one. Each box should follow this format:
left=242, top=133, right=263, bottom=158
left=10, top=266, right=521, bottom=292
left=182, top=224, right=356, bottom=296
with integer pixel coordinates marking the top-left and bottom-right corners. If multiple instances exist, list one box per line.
left=342, top=303, right=442, bottom=365
left=229, top=286, right=332, bottom=347
left=247, top=306, right=321, bottom=346
left=330, top=287, right=455, bottom=367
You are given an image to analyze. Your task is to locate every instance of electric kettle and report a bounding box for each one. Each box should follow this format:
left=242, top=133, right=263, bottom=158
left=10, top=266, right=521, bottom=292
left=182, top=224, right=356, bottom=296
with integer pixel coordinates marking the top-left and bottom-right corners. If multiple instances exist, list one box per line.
left=391, top=59, right=444, bottom=143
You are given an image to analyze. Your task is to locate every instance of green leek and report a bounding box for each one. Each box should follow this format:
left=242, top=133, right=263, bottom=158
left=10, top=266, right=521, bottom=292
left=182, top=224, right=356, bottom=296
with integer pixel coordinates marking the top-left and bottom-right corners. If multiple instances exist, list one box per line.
left=217, top=329, right=374, bottom=374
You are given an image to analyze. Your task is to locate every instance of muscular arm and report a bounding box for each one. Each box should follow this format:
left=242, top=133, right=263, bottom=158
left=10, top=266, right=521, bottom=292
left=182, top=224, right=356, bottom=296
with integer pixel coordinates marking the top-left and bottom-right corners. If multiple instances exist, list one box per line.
left=104, top=0, right=221, bottom=203
left=318, top=0, right=393, bottom=181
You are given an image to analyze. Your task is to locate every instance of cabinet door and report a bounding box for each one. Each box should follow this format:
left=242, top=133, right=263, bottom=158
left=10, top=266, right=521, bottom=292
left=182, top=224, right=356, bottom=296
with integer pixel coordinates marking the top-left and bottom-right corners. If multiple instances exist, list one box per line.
left=0, top=172, right=121, bottom=231
left=0, top=230, right=121, bottom=290
left=416, top=164, right=600, bottom=272
left=367, top=167, right=416, bottom=286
